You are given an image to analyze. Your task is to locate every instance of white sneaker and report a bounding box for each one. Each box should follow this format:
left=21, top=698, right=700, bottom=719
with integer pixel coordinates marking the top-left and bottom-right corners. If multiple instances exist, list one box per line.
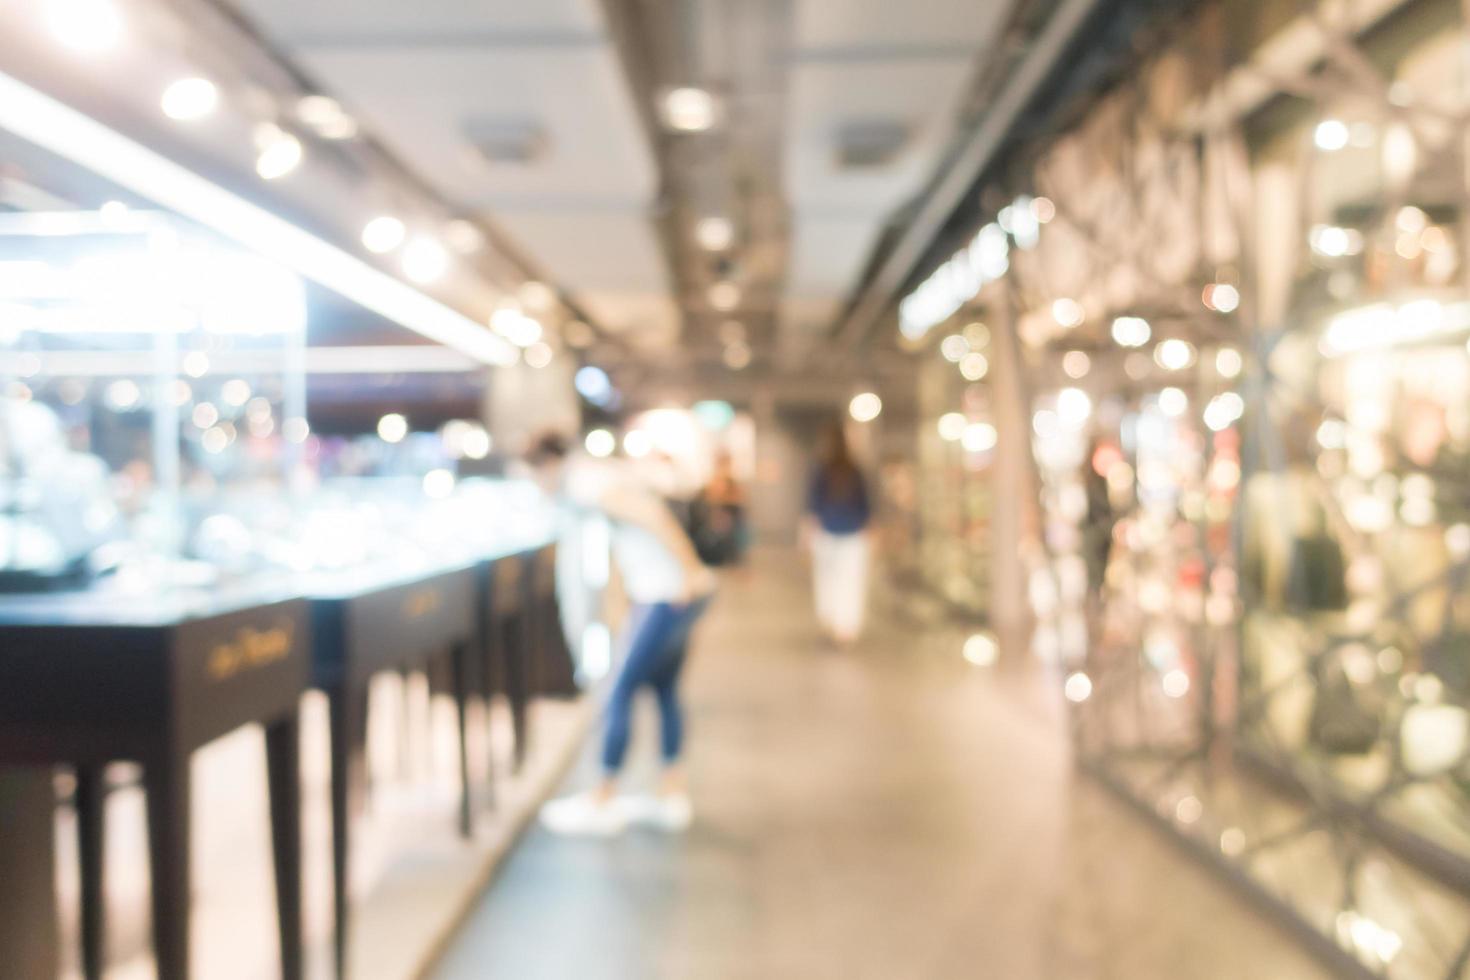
left=539, top=792, right=626, bottom=837
left=620, top=793, right=694, bottom=832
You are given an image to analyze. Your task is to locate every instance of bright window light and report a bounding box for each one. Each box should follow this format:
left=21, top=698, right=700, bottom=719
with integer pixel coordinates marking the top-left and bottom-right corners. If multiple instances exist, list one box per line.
left=0, top=73, right=517, bottom=365
left=161, top=78, right=219, bottom=122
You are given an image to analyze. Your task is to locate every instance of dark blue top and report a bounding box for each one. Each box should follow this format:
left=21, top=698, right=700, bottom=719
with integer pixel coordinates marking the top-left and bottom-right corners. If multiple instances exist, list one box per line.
left=807, top=467, right=871, bottom=534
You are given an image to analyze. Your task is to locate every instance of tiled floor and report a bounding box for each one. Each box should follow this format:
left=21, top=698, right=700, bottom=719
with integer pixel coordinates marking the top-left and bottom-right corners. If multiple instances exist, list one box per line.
left=431, top=553, right=1331, bottom=980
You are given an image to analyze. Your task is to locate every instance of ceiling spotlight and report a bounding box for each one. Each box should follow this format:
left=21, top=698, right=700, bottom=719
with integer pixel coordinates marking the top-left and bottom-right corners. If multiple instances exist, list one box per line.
left=1154, top=338, right=1197, bottom=371
left=695, top=216, right=734, bottom=251
left=519, top=280, right=556, bottom=312
left=296, top=94, right=357, bottom=140
left=524, top=341, right=554, bottom=368
left=723, top=342, right=752, bottom=370
left=1314, top=119, right=1350, bottom=152
left=161, top=77, right=218, bottom=121
left=585, top=428, right=616, bottom=458
left=1111, top=315, right=1151, bottom=347
left=1051, top=298, right=1084, bottom=328
left=663, top=87, right=718, bottom=132
left=377, top=412, right=409, bottom=444
left=849, top=392, right=882, bottom=423
left=402, top=237, right=449, bottom=284
left=445, top=219, right=484, bottom=254
left=254, top=124, right=302, bottom=180
left=46, top=0, right=123, bottom=53
left=361, top=216, right=406, bottom=254
left=708, top=281, right=741, bottom=312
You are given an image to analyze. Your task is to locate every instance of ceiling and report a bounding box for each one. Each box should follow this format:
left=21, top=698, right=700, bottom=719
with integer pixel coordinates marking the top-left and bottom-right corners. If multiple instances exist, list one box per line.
left=227, top=0, right=675, bottom=348
left=782, top=0, right=1015, bottom=338
left=223, top=0, right=1021, bottom=373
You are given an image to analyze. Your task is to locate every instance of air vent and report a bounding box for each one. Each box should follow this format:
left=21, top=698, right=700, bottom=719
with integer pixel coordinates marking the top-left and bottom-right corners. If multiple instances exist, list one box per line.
left=834, top=119, right=910, bottom=169
left=462, top=118, right=548, bottom=166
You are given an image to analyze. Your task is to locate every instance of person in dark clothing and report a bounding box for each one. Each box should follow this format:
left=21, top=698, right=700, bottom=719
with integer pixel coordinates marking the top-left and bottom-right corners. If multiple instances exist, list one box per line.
left=803, top=423, right=873, bottom=646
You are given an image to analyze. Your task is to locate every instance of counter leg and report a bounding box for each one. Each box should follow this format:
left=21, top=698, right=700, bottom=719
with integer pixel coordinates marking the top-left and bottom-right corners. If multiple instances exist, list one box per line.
left=327, top=684, right=366, bottom=980
left=265, top=714, right=303, bottom=980
left=505, top=615, right=529, bottom=772
left=75, top=765, right=106, bottom=980
left=143, top=754, right=191, bottom=980
left=478, top=632, right=497, bottom=810
left=451, top=642, right=473, bottom=837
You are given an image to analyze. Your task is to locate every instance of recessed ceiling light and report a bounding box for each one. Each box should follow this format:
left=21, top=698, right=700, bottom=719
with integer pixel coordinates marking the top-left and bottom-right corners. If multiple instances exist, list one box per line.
left=46, top=0, right=123, bottom=53
left=0, top=69, right=515, bottom=364
left=296, top=95, right=357, bottom=140
left=253, top=124, right=302, bottom=180
left=708, top=281, right=740, bottom=312
left=445, top=219, right=484, bottom=254
left=402, top=237, right=449, bottom=284
left=519, top=280, right=556, bottom=311
left=361, top=216, right=406, bottom=254
left=723, top=342, right=751, bottom=370
left=663, top=87, right=718, bottom=132
left=161, top=77, right=219, bottom=121
left=695, top=216, right=734, bottom=251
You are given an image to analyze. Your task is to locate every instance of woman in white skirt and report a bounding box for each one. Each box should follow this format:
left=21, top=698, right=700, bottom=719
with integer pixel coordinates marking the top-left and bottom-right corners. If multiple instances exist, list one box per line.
left=804, top=424, right=873, bottom=646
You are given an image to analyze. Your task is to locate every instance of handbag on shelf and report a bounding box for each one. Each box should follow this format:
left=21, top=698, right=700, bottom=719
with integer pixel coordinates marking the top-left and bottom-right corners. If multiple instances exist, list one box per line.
left=1307, top=648, right=1381, bottom=755
left=1284, top=479, right=1348, bottom=613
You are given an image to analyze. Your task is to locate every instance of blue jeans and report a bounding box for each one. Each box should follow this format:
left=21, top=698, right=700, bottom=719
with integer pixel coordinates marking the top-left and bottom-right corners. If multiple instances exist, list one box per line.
left=601, top=596, right=711, bottom=774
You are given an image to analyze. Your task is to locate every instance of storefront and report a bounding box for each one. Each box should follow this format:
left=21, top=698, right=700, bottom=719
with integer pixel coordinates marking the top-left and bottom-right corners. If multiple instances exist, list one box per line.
left=898, top=0, right=1470, bottom=973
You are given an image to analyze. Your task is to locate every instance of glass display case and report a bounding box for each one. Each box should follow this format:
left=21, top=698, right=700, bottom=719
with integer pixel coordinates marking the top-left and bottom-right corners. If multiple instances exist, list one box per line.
left=913, top=329, right=997, bottom=616
left=0, top=208, right=307, bottom=593
left=904, top=0, right=1470, bottom=973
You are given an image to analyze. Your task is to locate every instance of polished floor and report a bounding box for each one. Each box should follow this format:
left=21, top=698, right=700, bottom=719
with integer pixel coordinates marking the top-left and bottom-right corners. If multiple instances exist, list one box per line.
left=432, top=552, right=1331, bottom=980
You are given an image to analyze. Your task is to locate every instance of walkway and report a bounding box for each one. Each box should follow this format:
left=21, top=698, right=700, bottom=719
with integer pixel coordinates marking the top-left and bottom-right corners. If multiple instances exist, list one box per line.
left=432, top=552, right=1329, bottom=980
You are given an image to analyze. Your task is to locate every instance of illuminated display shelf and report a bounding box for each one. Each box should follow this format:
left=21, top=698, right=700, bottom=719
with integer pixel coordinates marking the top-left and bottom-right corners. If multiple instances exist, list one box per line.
left=0, top=209, right=306, bottom=593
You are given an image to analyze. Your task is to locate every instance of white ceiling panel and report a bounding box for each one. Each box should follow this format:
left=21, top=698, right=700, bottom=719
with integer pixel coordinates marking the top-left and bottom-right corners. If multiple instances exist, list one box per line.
left=781, top=0, right=1017, bottom=328
left=788, top=214, right=881, bottom=297
left=793, top=0, right=1012, bottom=51
left=233, top=0, right=602, bottom=45
left=579, top=291, right=679, bottom=342
left=295, top=43, right=655, bottom=208
left=785, top=59, right=974, bottom=214
left=494, top=209, right=666, bottom=293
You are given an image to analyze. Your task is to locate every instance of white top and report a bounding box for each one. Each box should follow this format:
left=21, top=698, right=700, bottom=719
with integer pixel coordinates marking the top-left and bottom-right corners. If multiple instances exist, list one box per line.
left=563, top=458, right=687, bottom=604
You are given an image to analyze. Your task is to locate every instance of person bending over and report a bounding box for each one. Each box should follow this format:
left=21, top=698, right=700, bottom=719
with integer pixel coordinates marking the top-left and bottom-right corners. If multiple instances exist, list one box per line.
left=523, top=431, right=715, bottom=836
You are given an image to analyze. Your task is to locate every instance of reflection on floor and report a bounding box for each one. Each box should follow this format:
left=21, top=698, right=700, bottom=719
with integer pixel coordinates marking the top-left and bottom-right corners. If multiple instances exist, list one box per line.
left=432, top=552, right=1331, bottom=980
left=54, top=678, right=593, bottom=979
